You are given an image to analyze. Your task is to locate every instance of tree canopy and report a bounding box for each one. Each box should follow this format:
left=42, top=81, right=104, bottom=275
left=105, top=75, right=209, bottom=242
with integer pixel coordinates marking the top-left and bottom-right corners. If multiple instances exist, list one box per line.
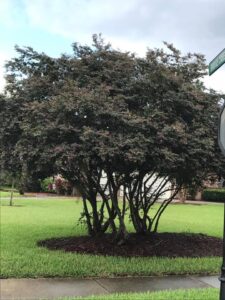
left=0, top=34, right=224, bottom=241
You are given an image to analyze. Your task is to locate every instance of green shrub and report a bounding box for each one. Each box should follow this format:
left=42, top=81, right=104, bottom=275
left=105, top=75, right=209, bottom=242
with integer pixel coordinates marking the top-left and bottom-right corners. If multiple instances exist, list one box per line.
left=40, top=177, right=54, bottom=193
left=202, top=188, right=225, bottom=202
left=40, top=177, right=73, bottom=195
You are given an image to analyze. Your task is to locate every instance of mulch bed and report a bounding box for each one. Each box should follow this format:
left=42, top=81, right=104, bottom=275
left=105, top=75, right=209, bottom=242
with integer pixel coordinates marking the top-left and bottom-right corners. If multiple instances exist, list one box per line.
left=37, top=232, right=222, bottom=258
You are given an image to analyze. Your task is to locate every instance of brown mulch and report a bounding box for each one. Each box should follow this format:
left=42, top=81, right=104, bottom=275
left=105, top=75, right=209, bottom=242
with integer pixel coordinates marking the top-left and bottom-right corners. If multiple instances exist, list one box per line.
left=37, top=232, right=223, bottom=258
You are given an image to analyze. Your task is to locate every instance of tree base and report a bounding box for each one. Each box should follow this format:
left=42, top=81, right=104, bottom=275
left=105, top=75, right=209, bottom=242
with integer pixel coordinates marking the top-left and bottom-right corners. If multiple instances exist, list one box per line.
left=38, top=232, right=222, bottom=258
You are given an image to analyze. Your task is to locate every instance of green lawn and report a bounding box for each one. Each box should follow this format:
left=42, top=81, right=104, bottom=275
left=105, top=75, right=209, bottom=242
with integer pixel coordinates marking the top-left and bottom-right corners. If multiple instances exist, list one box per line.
left=0, top=190, right=20, bottom=197
left=0, top=198, right=223, bottom=278
left=62, top=288, right=219, bottom=300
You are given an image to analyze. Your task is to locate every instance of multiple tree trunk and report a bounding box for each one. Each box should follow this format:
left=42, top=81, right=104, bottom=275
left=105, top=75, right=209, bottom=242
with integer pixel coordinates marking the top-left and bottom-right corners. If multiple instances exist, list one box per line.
left=69, top=165, right=181, bottom=243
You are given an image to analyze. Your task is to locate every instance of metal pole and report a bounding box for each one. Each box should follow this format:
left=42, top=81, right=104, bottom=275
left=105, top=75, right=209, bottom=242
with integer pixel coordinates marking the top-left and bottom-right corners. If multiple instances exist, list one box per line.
left=220, top=203, right=225, bottom=300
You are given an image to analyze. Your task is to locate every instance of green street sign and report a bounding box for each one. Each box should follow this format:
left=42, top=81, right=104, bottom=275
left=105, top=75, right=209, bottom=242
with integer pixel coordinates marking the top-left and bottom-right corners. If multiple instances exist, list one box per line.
left=209, top=48, right=225, bottom=75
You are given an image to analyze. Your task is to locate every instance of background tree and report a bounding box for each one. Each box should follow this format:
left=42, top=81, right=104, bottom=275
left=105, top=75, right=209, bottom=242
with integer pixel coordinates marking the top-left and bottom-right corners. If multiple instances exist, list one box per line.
left=1, top=35, right=224, bottom=242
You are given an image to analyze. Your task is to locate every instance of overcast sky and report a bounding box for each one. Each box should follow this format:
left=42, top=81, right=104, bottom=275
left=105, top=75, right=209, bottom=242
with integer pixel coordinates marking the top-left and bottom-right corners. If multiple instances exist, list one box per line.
left=0, top=0, right=225, bottom=92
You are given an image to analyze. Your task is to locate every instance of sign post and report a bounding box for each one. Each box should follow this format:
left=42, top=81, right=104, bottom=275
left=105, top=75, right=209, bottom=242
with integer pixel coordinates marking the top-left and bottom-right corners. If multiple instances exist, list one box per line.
left=209, top=49, right=225, bottom=300
left=218, top=105, right=225, bottom=300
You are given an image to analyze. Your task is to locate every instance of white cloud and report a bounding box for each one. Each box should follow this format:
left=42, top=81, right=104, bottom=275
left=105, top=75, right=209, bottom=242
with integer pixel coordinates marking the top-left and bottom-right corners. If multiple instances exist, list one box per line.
left=1, top=0, right=225, bottom=93
left=0, top=0, right=14, bottom=26
left=0, top=0, right=25, bottom=28
left=23, top=0, right=139, bottom=42
left=22, top=0, right=225, bottom=58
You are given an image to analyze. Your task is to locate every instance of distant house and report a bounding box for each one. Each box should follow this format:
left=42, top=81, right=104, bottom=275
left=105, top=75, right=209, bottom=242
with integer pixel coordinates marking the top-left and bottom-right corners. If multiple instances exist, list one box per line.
left=100, top=172, right=173, bottom=200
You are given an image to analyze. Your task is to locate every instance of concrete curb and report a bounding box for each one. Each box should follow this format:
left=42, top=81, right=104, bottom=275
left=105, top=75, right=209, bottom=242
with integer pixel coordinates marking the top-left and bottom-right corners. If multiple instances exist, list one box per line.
left=0, top=275, right=220, bottom=300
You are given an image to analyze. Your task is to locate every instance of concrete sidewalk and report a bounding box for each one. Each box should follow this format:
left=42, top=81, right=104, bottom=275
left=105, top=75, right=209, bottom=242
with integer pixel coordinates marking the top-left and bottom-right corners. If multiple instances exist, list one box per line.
left=0, top=275, right=220, bottom=300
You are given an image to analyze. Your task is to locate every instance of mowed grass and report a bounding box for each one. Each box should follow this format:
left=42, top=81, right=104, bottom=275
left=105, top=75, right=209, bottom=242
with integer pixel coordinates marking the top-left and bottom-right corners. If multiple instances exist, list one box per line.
left=62, top=288, right=219, bottom=300
left=0, top=190, right=20, bottom=197
left=0, top=198, right=224, bottom=278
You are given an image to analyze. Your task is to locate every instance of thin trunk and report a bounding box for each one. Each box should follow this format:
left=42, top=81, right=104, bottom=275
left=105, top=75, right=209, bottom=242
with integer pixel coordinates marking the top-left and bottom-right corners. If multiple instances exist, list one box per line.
left=9, top=178, right=14, bottom=207
left=91, top=200, right=101, bottom=234
left=107, top=171, right=128, bottom=243
left=152, top=188, right=180, bottom=233
left=82, top=196, right=93, bottom=236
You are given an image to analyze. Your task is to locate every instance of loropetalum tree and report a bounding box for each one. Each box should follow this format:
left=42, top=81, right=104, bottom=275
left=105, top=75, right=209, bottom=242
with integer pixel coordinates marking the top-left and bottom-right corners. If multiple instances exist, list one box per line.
left=1, top=35, right=224, bottom=242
